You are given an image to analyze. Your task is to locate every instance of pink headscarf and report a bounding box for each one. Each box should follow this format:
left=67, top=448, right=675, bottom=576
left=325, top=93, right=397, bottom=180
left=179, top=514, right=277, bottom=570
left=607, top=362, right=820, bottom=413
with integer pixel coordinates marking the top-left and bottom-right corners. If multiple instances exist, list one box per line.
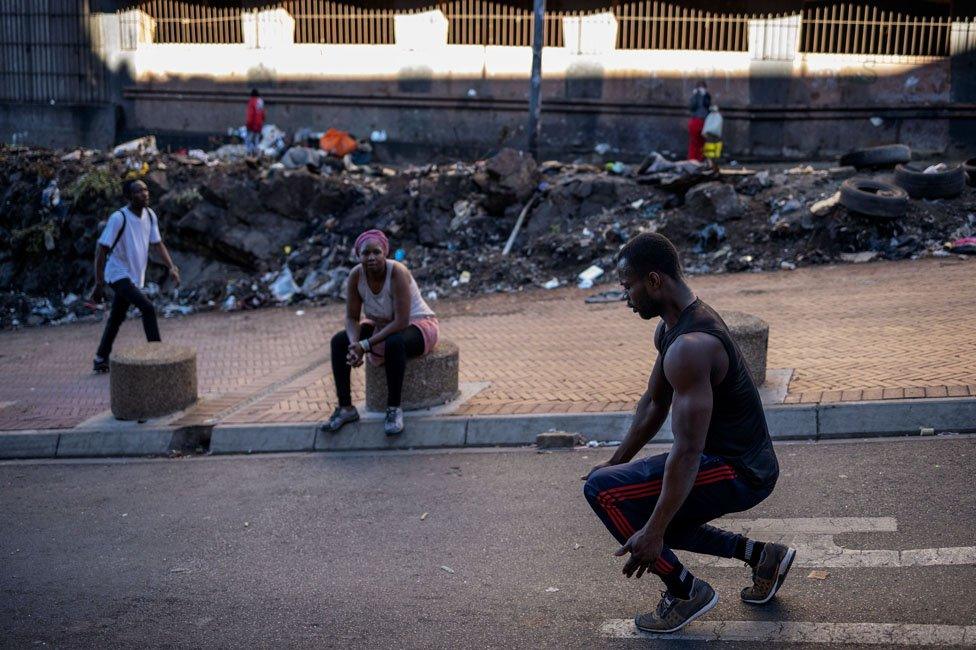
left=354, top=229, right=389, bottom=258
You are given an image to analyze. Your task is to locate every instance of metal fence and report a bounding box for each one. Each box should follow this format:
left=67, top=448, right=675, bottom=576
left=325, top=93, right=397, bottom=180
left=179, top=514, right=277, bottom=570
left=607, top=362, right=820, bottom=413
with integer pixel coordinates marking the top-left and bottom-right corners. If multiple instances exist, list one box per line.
left=142, top=0, right=244, bottom=43
left=614, top=2, right=751, bottom=51
left=0, top=0, right=108, bottom=104
left=801, top=3, right=951, bottom=57
left=130, top=0, right=969, bottom=58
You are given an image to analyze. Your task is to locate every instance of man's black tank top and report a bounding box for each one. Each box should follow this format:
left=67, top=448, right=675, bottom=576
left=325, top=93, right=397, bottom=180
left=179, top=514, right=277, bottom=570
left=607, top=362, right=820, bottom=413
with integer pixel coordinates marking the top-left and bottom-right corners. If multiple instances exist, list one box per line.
left=656, top=298, right=779, bottom=489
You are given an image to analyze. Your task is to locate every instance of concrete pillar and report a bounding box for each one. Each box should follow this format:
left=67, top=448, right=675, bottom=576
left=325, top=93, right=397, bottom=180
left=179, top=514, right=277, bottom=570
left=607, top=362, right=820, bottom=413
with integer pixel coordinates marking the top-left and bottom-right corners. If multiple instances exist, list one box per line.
left=562, top=12, right=618, bottom=55
left=95, top=9, right=154, bottom=52
left=747, top=13, right=802, bottom=158
left=748, top=13, right=801, bottom=61
left=950, top=20, right=976, bottom=153
left=243, top=8, right=295, bottom=49
left=394, top=10, right=448, bottom=50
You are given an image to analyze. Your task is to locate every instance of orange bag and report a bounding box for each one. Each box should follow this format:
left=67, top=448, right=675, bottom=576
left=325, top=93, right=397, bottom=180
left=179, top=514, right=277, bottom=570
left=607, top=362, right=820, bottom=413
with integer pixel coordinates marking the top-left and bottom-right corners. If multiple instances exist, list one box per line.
left=319, top=128, right=357, bottom=156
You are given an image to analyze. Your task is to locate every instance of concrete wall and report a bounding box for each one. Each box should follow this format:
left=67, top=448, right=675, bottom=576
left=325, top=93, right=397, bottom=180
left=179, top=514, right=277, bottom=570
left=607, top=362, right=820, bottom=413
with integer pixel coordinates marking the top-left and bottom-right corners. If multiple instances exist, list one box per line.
left=6, top=8, right=975, bottom=160
left=0, top=103, right=117, bottom=150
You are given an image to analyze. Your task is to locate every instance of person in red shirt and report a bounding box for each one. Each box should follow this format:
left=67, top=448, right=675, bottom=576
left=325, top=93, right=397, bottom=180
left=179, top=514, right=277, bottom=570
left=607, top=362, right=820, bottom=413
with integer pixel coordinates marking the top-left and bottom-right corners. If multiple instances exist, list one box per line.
left=245, top=88, right=266, bottom=155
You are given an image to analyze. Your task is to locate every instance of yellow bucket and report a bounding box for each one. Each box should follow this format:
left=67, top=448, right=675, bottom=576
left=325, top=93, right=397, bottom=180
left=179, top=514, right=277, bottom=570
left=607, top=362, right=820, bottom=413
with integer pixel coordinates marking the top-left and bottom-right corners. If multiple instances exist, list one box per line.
left=703, top=141, right=723, bottom=159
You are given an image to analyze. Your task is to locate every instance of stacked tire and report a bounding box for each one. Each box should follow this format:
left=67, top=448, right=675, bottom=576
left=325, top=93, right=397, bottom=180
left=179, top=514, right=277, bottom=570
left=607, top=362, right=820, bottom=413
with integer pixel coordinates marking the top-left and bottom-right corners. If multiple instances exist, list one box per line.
left=893, top=163, right=966, bottom=199
left=839, top=178, right=908, bottom=219
left=964, top=157, right=976, bottom=186
left=839, top=144, right=912, bottom=170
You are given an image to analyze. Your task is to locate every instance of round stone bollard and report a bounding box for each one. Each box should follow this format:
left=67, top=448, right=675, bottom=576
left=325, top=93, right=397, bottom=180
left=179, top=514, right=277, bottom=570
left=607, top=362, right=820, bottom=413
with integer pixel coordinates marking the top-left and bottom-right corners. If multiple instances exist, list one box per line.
left=110, top=343, right=198, bottom=420
left=365, top=339, right=460, bottom=412
left=722, top=312, right=769, bottom=386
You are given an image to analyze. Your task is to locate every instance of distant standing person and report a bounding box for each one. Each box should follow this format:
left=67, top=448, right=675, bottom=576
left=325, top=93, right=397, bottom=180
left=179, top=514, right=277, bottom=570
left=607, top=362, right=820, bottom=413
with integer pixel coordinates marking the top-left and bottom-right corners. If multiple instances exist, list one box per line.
left=90, top=179, right=180, bottom=374
left=322, top=230, right=439, bottom=436
left=245, top=88, right=266, bottom=155
left=687, top=81, right=711, bottom=161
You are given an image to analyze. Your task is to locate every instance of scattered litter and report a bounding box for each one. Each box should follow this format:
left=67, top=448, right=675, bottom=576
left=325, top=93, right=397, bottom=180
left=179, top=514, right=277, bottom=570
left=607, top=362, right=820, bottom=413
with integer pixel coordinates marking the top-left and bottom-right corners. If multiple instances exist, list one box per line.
left=594, top=143, right=612, bottom=155
left=459, top=271, right=471, bottom=284
left=584, top=290, right=625, bottom=304
left=780, top=261, right=797, bottom=271
left=923, top=163, right=948, bottom=174
left=870, top=117, right=884, bottom=127
left=370, top=130, right=388, bottom=143
left=809, top=191, right=841, bottom=216
left=439, top=565, right=455, bottom=574
left=270, top=267, right=299, bottom=302
left=948, top=237, right=976, bottom=255
left=420, top=512, right=429, bottom=521
left=544, top=587, right=560, bottom=593
left=577, top=265, right=604, bottom=289
left=840, top=251, right=878, bottom=264
left=113, top=135, right=157, bottom=158
left=920, top=427, right=935, bottom=436
left=542, top=278, right=560, bottom=290
left=807, top=570, right=829, bottom=580
left=244, top=521, right=250, bottom=527
left=573, top=543, right=582, bottom=550
left=586, top=440, right=621, bottom=447
left=295, top=310, right=305, bottom=316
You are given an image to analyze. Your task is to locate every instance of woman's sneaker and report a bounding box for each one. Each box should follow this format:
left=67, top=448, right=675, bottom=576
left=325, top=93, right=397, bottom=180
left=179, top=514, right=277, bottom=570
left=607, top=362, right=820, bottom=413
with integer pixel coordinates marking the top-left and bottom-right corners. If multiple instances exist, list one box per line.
left=384, top=407, right=404, bottom=436
left=321, top=406, right=359, bottom=433
left=634, top=578, right=718, bottom=634
left=740, top=542, right=796, bottom=604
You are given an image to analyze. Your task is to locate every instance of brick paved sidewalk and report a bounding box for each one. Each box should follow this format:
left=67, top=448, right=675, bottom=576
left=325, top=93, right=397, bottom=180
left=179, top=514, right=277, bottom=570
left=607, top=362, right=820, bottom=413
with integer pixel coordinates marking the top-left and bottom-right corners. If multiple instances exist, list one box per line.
left=1, top=257, right=974, bottom=431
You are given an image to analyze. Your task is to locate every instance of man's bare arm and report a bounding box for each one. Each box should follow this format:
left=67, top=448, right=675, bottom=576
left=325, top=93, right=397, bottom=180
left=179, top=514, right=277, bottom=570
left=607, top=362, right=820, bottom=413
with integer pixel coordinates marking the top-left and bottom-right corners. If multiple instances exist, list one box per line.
left=615, top=333, right=718, bottom=577
left=150, top=241, right=180, bottom=286
left=644, top=335, right=715, bottom=536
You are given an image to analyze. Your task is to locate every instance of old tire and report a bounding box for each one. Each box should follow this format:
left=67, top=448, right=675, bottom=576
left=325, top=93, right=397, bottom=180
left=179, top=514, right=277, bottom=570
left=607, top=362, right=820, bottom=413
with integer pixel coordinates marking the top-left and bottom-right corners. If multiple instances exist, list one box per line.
left=963, top=157, right=976, bottom=186
left=893, top=163, right=966, bottom=199
left=838, top=144, right=911, bottom=170
left=839, top=178, right=908, bottom=219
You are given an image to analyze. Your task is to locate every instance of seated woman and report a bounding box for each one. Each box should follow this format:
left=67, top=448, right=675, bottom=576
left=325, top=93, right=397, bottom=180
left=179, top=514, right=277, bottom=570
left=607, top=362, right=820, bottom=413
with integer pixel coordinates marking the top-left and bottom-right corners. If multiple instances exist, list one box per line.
left=323, top=229, right=439, bottom=436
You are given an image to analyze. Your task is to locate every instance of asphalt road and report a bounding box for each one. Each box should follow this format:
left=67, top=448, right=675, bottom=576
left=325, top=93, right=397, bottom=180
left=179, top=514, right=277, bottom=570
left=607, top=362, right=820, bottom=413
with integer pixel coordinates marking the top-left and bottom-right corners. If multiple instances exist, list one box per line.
left=2, top=436, right=975, bottom=649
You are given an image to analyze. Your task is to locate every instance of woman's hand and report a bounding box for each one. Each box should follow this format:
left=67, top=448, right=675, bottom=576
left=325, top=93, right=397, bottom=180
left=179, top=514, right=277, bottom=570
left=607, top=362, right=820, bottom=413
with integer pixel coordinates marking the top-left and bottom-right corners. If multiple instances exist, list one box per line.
left=347, top=342, right=365, bottom=367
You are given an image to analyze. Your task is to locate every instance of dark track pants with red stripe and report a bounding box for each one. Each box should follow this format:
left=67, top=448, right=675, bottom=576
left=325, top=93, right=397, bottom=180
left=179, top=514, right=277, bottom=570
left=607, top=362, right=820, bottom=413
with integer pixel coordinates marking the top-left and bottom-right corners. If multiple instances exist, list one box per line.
left=583, top=453, right=773, bottom=583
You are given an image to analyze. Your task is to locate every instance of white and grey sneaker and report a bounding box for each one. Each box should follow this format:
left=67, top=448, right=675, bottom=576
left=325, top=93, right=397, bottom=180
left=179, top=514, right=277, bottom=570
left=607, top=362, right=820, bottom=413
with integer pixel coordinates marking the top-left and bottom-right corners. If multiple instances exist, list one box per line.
left=384, top=407, right=404, bottom=436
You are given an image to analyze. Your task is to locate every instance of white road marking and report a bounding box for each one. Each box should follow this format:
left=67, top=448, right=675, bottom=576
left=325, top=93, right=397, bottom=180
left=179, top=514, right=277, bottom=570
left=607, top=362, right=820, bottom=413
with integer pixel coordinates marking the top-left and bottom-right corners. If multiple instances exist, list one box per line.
left=600, top=620, right=976, bottom=645
left=680, top=518, right=976, bottom=568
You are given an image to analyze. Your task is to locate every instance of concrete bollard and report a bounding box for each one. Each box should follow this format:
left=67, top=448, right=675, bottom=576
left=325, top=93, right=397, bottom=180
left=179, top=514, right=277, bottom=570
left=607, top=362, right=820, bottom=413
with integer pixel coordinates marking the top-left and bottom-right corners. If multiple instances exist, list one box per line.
left=723, top=311, right=769, bottom=386
left=365, top=339, right=460, bottom=412
left=110, top=343, right=197, bottom=420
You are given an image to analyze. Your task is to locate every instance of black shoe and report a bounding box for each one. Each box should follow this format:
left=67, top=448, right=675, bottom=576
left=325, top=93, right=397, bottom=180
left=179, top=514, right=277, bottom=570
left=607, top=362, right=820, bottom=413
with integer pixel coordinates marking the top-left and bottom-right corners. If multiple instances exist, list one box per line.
left=92, top=358, right=109, bottom=374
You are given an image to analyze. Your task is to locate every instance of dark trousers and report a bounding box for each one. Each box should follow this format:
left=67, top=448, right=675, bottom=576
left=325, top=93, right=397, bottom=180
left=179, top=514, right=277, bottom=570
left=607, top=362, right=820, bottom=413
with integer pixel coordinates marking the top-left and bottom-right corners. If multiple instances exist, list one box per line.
left=331, top=324, right=425, bottom=408
left=583, top=452, right=773, bottom=580
left=95, top=278, right=160, bottom=359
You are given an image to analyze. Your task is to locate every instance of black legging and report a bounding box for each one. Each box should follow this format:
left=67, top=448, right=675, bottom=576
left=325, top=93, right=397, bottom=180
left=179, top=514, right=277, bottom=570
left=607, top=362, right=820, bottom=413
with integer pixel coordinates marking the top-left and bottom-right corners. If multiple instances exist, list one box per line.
left=331, top=323, right=425, bottom=408
left=96, top=278, right=160, bottom=359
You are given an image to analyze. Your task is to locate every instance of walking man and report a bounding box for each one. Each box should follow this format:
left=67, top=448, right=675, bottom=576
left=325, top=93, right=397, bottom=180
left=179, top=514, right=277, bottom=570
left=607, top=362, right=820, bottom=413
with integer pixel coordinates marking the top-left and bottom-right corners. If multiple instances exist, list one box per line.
left=90, top=179, right=180, bottom=373
left=583, top=233, right=794, bottom=634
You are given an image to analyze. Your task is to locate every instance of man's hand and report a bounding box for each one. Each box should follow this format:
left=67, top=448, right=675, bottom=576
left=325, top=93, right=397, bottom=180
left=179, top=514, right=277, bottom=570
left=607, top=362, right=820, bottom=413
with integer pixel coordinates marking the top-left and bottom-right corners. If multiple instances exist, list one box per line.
left=169, top=265, right=181, bottom=287
left=88, top=283, right=105, bottom=304
left=346, top=342, right=365, bottom=367
left=614, top=528, right=664, bottom=578
left=581, top=461, right=613, bottom=481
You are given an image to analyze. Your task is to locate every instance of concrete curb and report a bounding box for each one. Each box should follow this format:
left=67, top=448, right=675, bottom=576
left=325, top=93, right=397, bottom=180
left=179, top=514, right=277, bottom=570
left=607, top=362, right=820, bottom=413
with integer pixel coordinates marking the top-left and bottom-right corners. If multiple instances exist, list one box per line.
left=1, top=397, right=974, bottom=459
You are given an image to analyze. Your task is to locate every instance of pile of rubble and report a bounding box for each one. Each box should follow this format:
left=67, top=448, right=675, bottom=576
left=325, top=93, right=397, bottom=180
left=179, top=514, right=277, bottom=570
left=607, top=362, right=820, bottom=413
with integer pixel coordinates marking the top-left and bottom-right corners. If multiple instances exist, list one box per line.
left=1, top=141, right=974, bottom=329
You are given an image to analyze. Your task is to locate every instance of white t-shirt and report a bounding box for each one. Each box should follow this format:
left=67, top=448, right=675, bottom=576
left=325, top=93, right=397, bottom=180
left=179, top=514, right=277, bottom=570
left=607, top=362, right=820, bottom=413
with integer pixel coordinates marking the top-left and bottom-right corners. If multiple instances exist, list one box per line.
left=97, top=206, right=161, bottom=288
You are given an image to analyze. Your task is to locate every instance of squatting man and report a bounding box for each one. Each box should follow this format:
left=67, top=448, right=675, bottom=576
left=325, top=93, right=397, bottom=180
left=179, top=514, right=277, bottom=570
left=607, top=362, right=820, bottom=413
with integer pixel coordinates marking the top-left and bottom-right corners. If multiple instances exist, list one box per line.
left=582, top=232, right=796, bottom=634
